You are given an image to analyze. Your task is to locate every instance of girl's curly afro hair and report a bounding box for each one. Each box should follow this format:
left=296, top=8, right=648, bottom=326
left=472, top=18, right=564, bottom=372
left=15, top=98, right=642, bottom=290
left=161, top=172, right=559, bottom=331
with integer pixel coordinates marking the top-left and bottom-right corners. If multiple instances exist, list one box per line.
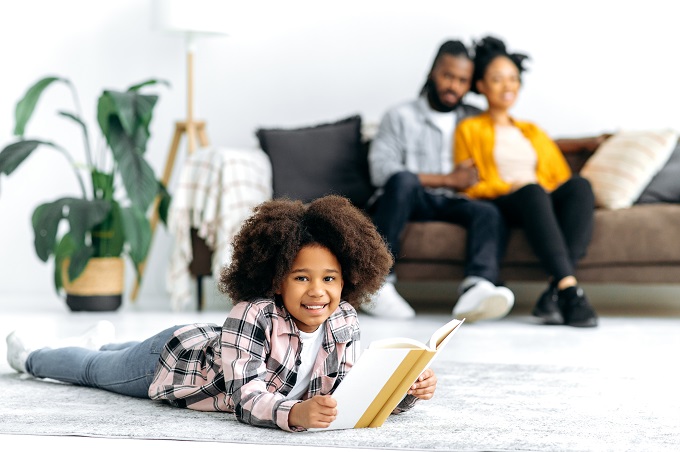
left=218, top=195, right=393, bottom=309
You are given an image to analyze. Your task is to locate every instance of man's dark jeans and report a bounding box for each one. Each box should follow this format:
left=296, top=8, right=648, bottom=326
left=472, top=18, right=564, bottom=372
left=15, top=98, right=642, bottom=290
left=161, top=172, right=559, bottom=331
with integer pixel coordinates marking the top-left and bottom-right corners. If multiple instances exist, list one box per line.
left=370, top=171, right=507, bottom=283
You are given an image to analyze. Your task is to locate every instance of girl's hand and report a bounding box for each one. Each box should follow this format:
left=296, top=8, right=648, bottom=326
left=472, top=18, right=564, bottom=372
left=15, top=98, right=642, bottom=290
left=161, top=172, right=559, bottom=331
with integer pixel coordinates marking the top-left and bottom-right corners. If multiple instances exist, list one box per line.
left=408, top=368, right=437, bottom=400
left=288, top=395, right=338, bottom=429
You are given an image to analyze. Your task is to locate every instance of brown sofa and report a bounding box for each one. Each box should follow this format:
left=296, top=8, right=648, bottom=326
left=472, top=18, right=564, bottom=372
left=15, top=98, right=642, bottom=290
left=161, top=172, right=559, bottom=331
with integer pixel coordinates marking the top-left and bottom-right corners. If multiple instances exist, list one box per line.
left=188, top=139, right=680, bottom=310
left=395, top=146, right=680, bottom=287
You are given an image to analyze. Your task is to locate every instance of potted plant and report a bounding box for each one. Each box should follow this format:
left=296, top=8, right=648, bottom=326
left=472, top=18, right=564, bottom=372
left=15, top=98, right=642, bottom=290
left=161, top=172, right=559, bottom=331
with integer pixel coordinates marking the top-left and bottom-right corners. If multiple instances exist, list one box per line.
left=0, top=76, right=171, bottom=311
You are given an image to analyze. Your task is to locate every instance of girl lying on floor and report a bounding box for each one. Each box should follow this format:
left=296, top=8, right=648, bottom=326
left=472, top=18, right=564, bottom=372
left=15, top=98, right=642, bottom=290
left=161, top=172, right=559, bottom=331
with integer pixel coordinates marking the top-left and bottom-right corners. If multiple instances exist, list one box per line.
left=6, top=195, right=437, bottom=432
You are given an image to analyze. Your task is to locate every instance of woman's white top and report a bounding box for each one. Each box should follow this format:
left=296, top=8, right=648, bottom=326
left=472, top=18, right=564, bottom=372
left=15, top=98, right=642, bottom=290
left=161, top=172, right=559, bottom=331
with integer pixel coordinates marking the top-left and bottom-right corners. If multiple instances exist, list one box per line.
left=493, top=124, right=538, bottom=185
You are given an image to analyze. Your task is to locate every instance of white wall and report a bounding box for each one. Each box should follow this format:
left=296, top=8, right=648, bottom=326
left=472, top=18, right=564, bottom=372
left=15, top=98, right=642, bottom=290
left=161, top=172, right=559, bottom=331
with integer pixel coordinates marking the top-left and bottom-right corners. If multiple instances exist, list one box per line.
left=1, top=0, right=678, bottom=310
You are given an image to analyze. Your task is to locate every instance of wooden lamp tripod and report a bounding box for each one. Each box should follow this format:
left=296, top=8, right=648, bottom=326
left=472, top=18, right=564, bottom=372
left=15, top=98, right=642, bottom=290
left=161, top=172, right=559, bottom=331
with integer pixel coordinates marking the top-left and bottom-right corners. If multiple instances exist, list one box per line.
left=133, top=1, right=229, bottom=301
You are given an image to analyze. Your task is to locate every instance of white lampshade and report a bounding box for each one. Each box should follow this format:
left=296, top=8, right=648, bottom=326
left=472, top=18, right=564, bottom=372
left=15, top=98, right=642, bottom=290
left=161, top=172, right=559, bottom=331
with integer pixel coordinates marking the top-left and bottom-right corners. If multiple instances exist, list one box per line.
left=153, top=0, right=229, bottom=49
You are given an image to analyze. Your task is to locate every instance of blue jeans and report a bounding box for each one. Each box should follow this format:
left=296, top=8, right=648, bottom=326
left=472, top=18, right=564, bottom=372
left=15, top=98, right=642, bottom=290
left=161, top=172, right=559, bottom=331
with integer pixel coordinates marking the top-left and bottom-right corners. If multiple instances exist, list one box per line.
left=370, top=171, right=507, bottom=283
left=25, top=325, right=182, bottom=399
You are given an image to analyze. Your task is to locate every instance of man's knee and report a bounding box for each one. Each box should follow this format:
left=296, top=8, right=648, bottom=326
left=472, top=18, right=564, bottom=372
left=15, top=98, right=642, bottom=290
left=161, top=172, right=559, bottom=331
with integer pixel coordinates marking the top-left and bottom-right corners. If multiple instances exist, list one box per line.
left=383, top=171, right=420, bottom=198
left=469, top=201, right=502, bottom=222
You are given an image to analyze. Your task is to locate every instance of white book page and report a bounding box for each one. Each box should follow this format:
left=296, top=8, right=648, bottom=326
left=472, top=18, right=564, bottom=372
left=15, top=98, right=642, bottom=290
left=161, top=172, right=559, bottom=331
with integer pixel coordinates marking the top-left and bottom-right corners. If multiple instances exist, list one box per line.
left=368, top=337, right=428, bottom=350
left=308, top=348, right=411, bottom=431
left=428, top=318, right=464, bottom=349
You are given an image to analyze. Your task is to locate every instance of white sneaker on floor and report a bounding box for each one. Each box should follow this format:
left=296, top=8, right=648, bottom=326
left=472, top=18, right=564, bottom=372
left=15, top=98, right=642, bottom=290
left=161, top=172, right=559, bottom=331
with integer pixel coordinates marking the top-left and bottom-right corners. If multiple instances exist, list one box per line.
left=453, top=281, right=514, bottom=322
left=78, top=320, right=116, bottom=350
left=53, top=320, right=117, bottom=350
left=6, top=330, right=32, bottom=373
left=360, top=282, right=416, bottom=319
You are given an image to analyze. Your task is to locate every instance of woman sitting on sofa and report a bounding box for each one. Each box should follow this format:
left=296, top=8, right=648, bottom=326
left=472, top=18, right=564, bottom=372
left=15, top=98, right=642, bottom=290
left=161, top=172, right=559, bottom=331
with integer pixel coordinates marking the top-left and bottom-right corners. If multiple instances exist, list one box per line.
left=454, top=35, right=598, bottom=328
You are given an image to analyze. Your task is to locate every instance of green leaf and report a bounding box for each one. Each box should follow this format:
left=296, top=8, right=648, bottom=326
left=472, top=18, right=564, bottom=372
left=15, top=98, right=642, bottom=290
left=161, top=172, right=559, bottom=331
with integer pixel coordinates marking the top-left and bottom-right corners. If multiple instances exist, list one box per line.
left=68, top=245, right=95, bottom=281
left=31, top=198, right=111, bottom=261
left=14, top=76, right=65, bottom=136
left=131, top=94, right=159, bottom=143
left=57, top=110, right=88, bottom=132
left=101, top=90, right=136, bottom=137
left=32, top=202, right=65, bottom=262
left=127, top=79, right=170, bottom=92
left=157, top=180, right=172, bottom=226
left=120, top=205, right=151, bottom=266
left=98, top=90, right=159, bottom=142
left=106, top=117, right=157, bottom=211
left=91, top=169, right=114, bottom=200
left=54, top=233, right=77, bottom=292
left=0, top=140, right=41, bottom=175
left=66, top=199, right=111, bottom=246
left=96, top=91, right=116, bottom=138
left=91, top=199, right=124, bottom=257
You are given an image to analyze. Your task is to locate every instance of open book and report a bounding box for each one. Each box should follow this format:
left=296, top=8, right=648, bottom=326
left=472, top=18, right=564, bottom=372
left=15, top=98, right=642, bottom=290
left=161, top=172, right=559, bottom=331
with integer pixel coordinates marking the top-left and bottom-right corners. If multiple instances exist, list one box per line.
left=309, top=317, right=465, bottom=431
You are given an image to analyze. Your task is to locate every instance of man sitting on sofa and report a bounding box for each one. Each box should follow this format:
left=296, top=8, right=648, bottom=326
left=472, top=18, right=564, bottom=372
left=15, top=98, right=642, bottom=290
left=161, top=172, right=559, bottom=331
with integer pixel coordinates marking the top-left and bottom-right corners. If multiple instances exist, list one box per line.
left=363, top=39, right=514, bottom=321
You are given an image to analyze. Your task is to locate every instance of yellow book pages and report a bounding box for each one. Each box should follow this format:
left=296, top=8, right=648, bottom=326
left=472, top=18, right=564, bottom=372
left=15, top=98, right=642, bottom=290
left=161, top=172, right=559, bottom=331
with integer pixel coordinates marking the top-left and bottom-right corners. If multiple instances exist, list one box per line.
left=354, top=349, right=423, bottom=428
left=366, top=349, right=436, bottom=428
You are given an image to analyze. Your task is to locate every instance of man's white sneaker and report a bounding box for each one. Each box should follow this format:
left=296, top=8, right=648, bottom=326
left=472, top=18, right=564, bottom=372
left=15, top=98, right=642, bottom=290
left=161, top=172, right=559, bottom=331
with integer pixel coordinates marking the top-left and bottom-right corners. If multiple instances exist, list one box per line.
left=360, top=282, right=416, bottom=319
left=453, top=281, right=514, bottom=322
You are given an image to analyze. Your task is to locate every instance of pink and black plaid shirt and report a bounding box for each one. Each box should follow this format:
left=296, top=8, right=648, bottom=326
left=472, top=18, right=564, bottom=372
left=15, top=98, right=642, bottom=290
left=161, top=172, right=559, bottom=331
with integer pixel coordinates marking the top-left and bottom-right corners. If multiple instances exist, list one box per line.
left=148, top=298, right=362, bottom=431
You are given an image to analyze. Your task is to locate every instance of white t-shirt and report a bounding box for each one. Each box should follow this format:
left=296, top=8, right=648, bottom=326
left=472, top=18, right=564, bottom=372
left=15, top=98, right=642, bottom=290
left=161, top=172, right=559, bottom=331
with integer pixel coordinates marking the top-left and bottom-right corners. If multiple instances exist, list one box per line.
left=429, top=110, right=457, bottom=174
left=285, top=325, right=325, bottom=401
left=494, top=125, right=538, bottom=185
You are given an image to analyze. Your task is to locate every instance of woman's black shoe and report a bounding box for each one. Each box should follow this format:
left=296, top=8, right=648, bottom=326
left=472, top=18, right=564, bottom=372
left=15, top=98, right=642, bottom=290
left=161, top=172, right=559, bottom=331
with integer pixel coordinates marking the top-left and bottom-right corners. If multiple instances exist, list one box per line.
left=558, top=286, right=598, bottom=328
left=531, top=285, right=563, bottom=325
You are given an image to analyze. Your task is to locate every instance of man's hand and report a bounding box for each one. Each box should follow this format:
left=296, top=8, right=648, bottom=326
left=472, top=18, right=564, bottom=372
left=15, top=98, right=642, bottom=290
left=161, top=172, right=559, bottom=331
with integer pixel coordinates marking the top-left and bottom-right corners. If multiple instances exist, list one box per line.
left=442, top=159, right=478, bottom=190
left=407, top=368, right=437, bottom=400
left=288, top=395, right=338, bottom=429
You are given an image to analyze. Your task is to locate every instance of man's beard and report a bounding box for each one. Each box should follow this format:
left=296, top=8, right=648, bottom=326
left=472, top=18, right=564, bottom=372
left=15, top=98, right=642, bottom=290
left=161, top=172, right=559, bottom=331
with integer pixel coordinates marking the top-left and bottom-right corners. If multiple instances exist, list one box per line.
left=425, top=79, right=460, bottom=113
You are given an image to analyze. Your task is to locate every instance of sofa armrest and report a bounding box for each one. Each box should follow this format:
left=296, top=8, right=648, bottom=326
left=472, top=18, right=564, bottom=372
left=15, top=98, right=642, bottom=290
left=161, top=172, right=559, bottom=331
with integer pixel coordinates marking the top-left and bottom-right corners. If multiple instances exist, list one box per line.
left=554, top=133, right=613, bottom=173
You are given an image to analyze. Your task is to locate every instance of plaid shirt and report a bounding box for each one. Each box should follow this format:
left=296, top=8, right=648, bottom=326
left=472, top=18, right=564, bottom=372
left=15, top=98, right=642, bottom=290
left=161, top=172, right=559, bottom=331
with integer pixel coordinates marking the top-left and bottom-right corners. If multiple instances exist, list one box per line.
left=148, top=298, right=361, bottom=431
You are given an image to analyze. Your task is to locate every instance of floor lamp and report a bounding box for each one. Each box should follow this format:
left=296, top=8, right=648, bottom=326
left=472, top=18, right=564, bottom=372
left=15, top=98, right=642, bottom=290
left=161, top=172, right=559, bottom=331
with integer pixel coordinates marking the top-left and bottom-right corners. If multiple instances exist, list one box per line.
left=131, top=0, right=229, bottom=301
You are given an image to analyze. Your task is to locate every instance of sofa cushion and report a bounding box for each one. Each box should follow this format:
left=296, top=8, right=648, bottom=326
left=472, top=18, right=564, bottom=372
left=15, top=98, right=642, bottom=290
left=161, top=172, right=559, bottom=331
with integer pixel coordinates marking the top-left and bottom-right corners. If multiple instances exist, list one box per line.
left=580, top=129, right=678, bottom=209
left=636, top=139, right=680, bottom=204
left=255, top=115, right=374, bottom=208
left=399, top=204, right=680, bottom=267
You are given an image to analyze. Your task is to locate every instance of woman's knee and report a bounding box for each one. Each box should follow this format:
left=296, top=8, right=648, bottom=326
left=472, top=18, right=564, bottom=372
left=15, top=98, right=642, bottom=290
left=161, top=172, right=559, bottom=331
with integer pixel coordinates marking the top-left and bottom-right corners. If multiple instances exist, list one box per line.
left=560, top=176, right=595, bottom=205
left=570, top=176, right=594, bottom=196
left=516, top=183, right=549, bottom=204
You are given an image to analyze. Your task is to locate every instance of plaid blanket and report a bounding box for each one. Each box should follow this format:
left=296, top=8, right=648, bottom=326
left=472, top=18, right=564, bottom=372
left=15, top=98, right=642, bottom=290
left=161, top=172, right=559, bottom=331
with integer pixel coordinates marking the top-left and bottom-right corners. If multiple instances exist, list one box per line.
left=167, top=147, right=272, bottom=310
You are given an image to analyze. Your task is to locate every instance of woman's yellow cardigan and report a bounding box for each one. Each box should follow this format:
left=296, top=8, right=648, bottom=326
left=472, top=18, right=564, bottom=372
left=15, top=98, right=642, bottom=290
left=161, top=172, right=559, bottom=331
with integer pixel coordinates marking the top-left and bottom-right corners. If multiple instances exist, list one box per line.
left=454, top=113, right=571, bottom=200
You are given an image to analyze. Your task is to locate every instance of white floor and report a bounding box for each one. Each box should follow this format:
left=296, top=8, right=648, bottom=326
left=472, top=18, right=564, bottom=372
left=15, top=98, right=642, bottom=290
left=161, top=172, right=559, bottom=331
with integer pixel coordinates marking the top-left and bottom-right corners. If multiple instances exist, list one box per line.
left=2, top=287, right=680, bottom=451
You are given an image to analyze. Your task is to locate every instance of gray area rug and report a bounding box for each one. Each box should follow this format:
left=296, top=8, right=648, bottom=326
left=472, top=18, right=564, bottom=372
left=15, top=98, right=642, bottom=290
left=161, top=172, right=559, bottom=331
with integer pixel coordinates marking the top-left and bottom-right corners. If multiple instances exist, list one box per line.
left=1, top=361, right=677, bottom=451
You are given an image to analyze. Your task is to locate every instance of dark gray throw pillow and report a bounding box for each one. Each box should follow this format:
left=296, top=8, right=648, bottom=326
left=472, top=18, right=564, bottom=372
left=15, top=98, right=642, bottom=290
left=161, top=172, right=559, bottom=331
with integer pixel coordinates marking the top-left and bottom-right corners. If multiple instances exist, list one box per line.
left=256, top=115, right=375, bottom=208
left=636, top=139, right=680, bottom=204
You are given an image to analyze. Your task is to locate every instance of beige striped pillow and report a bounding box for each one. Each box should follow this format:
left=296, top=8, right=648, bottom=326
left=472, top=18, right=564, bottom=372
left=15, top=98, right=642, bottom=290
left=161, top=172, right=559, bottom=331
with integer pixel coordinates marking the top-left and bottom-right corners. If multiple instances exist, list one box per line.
left=580, top=129, right=679, bottom=209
